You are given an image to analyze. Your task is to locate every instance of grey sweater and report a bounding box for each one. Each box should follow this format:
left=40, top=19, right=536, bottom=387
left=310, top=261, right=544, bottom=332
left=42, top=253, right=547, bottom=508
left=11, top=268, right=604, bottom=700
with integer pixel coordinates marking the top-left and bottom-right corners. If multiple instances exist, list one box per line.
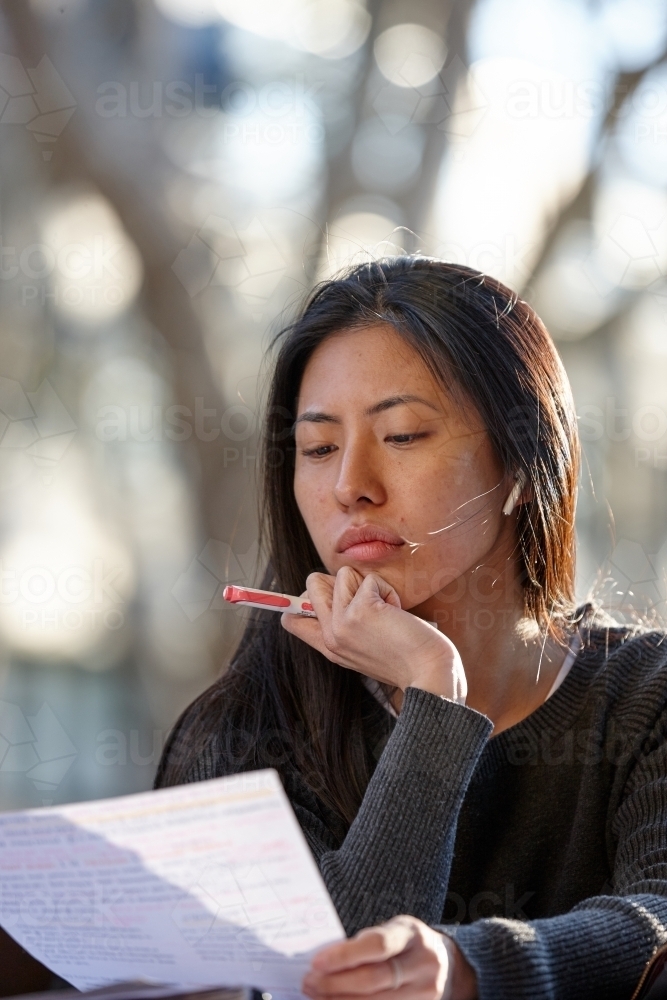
left=155, top=604, right=667, bottom=999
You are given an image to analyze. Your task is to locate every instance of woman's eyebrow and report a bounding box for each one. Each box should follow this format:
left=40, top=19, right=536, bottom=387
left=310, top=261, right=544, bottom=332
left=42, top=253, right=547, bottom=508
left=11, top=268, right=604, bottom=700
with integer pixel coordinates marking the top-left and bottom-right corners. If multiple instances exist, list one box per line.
left=295, top=394, right=441, bottom=425
left=295, top=411, right=340, bottom=425
left=366, top=394, right=441, bottom=416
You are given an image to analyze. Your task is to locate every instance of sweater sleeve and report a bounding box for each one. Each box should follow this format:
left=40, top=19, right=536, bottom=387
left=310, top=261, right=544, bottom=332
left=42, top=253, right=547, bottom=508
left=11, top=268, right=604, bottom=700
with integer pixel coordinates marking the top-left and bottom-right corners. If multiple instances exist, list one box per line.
left=302, top=687, right=492, bottom=936
left=437, top=702, right=667, bottom=1000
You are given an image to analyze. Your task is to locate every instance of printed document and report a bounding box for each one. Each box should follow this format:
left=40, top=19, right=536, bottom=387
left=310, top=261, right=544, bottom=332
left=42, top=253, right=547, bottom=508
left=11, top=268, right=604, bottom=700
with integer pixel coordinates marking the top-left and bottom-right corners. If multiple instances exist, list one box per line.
left=0, top=769, right=345, bottom=997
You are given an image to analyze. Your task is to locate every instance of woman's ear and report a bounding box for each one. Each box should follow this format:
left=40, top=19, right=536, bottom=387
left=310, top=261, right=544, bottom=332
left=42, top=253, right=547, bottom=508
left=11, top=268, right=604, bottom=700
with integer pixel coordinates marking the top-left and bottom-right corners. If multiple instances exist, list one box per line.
left=502, top=470, right=530, bottom=515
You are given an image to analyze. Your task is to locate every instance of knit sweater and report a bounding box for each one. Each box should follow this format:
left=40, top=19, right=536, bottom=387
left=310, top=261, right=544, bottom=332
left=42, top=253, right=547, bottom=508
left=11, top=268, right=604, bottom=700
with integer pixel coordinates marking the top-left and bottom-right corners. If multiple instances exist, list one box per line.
left=155, top=604, right=667, bottom=1000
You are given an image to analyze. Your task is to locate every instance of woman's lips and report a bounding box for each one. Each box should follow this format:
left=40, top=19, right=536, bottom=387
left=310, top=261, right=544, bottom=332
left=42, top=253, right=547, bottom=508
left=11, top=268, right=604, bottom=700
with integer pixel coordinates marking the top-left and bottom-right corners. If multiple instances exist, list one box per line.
left=335, top=524, right=405, bottom=562
left=339, top=539, right=404, bottom=562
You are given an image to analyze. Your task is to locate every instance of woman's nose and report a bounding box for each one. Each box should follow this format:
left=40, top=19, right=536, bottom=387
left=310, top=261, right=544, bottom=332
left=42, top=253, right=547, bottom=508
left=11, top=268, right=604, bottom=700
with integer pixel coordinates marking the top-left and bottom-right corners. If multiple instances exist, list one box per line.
left=333, top=443, right=387, bottom=508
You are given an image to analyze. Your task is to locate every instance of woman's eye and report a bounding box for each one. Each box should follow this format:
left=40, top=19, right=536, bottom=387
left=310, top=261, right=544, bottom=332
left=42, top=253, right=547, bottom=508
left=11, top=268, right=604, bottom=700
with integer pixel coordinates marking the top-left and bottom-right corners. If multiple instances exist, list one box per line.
left=386, top=432, right=429, bottom=445
left=301, top=444, right=337, bottom=457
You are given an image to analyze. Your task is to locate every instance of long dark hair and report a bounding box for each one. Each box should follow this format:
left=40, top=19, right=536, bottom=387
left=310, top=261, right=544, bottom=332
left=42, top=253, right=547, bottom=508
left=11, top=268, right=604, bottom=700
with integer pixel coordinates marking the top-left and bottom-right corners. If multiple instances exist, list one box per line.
left=157, top=258, right=580, bottom=829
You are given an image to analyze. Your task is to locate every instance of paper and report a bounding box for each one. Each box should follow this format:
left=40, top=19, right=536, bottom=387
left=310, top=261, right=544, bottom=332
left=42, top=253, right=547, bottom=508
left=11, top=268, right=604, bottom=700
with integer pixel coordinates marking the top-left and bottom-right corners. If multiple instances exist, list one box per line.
left=0, top=769, right=345, bottom=997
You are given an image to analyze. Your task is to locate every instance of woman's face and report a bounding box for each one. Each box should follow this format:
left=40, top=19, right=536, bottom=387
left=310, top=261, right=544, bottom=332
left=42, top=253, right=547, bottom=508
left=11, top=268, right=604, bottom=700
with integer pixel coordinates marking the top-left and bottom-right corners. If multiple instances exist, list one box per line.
left=293, top=323, right=515, bottom=612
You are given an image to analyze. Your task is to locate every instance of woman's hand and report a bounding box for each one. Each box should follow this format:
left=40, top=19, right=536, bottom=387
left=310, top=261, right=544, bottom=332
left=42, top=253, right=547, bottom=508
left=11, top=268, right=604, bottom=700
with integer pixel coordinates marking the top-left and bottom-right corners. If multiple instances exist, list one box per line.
left=280, top=567, right=466, bottom=702
left=301, top=915, right=477, bottom=1000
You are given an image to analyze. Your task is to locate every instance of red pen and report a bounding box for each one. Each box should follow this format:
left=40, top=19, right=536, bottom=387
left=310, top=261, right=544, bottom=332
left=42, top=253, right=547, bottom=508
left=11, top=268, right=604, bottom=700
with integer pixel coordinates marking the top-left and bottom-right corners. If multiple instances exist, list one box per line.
left=222, top=585, right=317, bottom=617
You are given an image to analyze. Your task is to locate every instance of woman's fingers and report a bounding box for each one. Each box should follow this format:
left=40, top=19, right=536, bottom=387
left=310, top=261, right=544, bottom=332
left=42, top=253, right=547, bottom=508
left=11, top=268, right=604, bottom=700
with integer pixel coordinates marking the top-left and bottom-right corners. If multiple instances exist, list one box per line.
left=302, top=959, right=421, bottom=998
left=305, top=572, right=336, bottom=613
left=281, top=576, right=350, bottom=663
left=312, top=922, right=414, bottom=973
left=302, top=918, right=451, bottom=1000
left=356, top=571, right=402, bottom=609
left=331, top=565, right=365, bottom=608
left=333, top=567, right=401, bottom=612
left=304, top=573, right=340, bottom=653
left=302, top=922, right=432, bottom=997
left=280, top=613, right=346, bottom=664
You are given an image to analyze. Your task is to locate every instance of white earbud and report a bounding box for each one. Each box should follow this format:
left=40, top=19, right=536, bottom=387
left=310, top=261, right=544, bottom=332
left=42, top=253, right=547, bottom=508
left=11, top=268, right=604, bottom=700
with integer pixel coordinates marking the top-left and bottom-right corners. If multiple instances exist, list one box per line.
left=502, top=471, right=527, bottom=516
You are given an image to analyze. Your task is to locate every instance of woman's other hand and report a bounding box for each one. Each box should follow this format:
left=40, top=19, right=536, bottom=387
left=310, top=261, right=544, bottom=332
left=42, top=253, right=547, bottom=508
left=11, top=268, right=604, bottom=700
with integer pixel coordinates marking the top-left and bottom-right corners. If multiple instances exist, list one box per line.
left=301, top=914, right=477, bottom=1000
left=280, top=567, right=467, bottom=703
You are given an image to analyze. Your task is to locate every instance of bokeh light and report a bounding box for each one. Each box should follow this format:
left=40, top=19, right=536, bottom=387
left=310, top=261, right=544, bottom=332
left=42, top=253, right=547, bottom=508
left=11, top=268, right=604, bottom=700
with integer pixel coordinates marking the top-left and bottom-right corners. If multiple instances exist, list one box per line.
left=292, top=0, right=371, bottom=59
left=41, top=192, right=144, bottom=327
left=0, top=476, right=136, bottom=664
left=374, top=23, right=447, bottom=89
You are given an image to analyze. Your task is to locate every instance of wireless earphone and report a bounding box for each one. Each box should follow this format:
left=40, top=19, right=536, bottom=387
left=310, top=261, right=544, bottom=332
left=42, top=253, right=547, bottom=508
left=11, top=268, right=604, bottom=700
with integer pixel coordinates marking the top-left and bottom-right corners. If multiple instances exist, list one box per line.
left=502, top=471, right=527, bottom=516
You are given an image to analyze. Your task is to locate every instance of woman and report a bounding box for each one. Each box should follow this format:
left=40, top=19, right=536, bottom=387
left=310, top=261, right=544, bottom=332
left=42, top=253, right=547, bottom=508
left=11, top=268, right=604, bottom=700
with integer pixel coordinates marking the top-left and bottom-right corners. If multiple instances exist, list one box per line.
left=156, top=258, right=667, bottom=1000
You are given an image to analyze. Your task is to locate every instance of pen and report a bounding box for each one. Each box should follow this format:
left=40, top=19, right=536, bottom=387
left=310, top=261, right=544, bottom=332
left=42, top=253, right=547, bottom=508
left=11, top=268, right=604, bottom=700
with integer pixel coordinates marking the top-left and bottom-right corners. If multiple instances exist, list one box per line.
left=222, top=584, right=317, bottom=617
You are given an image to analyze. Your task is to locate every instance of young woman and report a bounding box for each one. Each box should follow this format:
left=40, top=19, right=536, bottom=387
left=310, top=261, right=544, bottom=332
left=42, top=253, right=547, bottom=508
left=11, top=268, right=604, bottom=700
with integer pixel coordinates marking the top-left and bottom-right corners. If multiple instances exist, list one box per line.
left=156, top=258, right=667, bottom=1000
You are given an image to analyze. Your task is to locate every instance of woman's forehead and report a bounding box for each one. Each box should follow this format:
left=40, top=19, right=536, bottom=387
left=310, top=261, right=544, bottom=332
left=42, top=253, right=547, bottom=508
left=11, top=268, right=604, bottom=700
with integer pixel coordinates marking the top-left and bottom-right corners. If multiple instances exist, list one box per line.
left=301, top=325, right=437, bottom=396
left=298, top=323, right=476, bottom=421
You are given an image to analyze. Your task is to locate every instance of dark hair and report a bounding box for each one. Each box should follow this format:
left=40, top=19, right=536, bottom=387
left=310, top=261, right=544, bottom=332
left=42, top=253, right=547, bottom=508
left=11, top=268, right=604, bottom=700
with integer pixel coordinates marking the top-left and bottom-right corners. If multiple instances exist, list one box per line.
left=157, top=257, right=580, bottom=828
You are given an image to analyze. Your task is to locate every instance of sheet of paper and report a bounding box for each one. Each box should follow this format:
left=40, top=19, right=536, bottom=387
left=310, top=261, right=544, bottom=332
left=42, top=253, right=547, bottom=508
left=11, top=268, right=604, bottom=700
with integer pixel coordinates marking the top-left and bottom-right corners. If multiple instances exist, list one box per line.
left=0, top=769, right=345, bottom=997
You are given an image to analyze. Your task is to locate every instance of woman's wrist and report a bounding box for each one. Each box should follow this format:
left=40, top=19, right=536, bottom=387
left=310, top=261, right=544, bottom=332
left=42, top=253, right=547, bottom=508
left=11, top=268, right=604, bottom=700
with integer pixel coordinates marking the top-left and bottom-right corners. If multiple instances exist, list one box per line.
left=407, top=664, right=466, bottom=704
left=440, top=934, right=477, bottom=1000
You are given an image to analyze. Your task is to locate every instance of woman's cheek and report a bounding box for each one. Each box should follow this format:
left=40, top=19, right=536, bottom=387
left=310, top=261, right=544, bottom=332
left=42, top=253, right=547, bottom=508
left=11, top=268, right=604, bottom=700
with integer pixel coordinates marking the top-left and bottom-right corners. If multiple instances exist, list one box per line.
left=295, top=485, right=336, bottom=565
left=395, top=550, right=439, bottom=607
left=294, top=469, right=321, bottom=521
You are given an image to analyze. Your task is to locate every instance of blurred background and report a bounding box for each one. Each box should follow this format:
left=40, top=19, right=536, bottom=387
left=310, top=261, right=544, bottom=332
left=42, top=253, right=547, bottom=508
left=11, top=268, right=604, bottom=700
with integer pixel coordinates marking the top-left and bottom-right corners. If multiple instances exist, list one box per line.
left=0, top=0, right=666, bottom=812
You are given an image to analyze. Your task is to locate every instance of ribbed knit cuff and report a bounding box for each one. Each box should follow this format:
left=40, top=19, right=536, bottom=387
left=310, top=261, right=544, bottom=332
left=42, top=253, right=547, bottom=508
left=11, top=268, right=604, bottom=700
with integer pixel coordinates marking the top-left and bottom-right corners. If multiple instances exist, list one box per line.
left=398, top=686, right=492, bottom=751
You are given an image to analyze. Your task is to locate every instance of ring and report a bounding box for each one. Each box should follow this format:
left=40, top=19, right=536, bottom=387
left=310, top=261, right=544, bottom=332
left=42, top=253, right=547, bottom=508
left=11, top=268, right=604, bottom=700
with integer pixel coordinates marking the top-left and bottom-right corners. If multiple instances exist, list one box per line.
left=390, top=957, right=404, bottom=991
